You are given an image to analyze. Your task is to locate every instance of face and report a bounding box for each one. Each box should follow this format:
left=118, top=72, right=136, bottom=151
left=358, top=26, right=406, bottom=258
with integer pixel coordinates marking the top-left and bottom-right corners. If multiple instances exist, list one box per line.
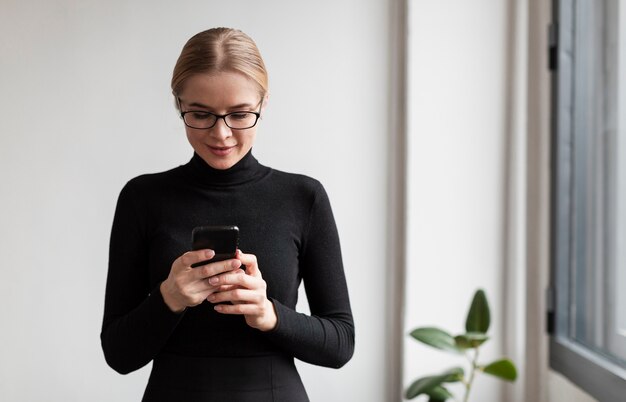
left=177, top=71, right=266, bottom=170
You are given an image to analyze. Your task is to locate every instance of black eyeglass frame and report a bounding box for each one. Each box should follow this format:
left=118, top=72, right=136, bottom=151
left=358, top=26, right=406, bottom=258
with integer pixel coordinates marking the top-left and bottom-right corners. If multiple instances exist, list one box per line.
left=177, top=97, right=263, bottom=130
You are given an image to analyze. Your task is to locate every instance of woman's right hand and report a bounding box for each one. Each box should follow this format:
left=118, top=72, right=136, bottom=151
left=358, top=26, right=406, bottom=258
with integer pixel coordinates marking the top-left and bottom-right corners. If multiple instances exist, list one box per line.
left=159, top=249, right=243, bottom=313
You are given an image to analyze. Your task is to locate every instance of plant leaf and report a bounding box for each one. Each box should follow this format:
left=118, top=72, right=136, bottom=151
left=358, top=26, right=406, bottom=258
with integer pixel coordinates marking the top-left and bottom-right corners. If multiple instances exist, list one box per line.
left=454, top=332, right=489, bottom=349
left=426, top=385, right=453, bottom=401
left=481, top=358, right=518, bottom=381
left=410, top=327, right=462, bottom=354
left=405, top=367, right=464, bottom=399
left=441, top=366, right=464, bottom=382
left=465, top=289, right=490, bottom=333
left=405, top=376, right=447, bottom=399
left=454, top=335, right=472, bottom=350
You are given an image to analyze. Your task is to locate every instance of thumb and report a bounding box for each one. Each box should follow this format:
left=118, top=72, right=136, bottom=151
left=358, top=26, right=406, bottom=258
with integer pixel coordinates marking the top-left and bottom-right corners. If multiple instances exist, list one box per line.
left=237, top=249, right=261, bottom=278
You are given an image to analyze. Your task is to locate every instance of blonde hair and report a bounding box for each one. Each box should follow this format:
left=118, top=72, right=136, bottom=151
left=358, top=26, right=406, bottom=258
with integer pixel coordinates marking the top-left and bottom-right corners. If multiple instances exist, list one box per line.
left=171, top=28, right=268, bottom=106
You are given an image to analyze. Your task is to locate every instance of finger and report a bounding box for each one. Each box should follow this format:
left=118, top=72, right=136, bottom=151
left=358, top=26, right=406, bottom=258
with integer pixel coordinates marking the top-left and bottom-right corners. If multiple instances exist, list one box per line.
left=236, top=250, right=261, bottom=277
left=196, top=258, right=242, bottom=280
left=206, top=268, right=249, bottom=287
left=185, top=277, right=237, bottom=302
left=180, top=249, right=215, bottom=268
left=209, top=288, right=264, bottom=306
left=214, top=303, right=259, bottom=315
left=216, top=284, right=239, bottom=292
left=204, top=284, right=242, bottom=303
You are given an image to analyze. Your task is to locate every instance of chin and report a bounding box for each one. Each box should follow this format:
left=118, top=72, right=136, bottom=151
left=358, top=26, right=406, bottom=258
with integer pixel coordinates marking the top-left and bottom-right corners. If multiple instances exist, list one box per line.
left=213, top=161, right=236, bottom=170
left=202, top=155, right=237, bottom=170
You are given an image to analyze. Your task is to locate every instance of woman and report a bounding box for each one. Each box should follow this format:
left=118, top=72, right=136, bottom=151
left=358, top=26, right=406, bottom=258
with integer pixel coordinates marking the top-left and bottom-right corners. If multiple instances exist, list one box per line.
left=101, top=27, right=354, bottom=402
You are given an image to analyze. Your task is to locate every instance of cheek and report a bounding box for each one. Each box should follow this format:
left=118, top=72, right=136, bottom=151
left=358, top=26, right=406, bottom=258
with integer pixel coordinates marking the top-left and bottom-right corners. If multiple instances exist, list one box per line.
left=185, top=129, right=201, bottom=146
left=238, top=131, right=256, bottom=147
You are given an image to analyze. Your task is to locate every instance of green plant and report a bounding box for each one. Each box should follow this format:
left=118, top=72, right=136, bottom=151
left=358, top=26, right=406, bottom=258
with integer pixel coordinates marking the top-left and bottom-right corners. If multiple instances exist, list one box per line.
left=405, top=289, right=517, bottom=402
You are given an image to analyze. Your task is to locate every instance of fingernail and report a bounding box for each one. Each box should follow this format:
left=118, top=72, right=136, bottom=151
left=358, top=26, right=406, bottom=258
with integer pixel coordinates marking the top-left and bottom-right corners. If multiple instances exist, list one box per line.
left=206, top=249, right=215, bottom=258
left=209, top=276, right=219, bottom=285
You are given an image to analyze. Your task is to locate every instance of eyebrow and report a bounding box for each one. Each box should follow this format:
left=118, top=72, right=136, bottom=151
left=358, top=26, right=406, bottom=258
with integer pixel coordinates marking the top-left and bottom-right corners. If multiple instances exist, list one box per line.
left=186, top=101, right=256, bottom=111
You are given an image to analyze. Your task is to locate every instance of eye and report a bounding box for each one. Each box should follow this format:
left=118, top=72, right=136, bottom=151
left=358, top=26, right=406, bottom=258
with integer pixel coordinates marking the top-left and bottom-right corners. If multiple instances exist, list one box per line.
left=191, top=112, right=212, bottom=120
left=229, top=112, right=252, bottom=120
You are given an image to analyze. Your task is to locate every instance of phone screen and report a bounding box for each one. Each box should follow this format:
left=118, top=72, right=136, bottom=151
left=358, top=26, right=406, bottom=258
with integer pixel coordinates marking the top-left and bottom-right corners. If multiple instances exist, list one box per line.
left=191, top=225, right=239, bottom=268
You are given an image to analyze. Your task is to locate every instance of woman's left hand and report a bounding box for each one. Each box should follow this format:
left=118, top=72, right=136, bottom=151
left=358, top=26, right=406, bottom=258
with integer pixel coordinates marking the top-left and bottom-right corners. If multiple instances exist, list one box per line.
left=206, top=250, right=277, bottom=332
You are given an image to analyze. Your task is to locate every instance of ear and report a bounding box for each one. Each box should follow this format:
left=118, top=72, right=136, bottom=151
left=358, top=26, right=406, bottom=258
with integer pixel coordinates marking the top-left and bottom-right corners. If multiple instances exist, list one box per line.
left=260, top=93, right=270, bottom=115
left=173, top=95, right=182, bottom=112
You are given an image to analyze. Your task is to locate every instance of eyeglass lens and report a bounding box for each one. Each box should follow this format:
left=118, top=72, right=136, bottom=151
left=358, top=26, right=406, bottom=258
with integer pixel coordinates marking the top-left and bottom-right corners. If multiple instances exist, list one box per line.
left=184, top=112, right=257, bottom=129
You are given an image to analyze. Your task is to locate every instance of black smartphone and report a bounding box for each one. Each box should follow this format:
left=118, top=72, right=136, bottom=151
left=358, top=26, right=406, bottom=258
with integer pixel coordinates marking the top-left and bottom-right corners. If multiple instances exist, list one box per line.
left=190, top=225, right=239, bottom=268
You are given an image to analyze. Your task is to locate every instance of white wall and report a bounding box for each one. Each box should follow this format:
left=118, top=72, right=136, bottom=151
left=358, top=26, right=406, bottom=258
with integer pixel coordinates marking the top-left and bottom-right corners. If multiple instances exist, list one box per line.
left=404, top=1, right=508, bottom=401
left=0, top=1, right=391, bottom=401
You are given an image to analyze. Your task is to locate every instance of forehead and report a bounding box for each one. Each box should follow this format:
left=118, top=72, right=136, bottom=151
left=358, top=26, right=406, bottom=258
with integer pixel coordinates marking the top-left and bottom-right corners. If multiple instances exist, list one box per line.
left=178, top=72, right=259, bottom=110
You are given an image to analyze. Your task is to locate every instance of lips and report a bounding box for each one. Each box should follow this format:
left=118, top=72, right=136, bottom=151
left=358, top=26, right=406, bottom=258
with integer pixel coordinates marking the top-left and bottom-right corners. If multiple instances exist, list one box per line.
left=208, top=144, right=235, bottom=156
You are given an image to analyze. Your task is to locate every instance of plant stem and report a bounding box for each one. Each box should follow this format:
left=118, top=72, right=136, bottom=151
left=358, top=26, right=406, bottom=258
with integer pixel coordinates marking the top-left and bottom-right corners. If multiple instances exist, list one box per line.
left=463, top=347, right=480, bottom=402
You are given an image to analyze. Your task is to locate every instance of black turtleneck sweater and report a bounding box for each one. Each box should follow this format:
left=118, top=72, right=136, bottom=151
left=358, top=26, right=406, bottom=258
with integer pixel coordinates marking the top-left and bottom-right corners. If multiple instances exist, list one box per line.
left=101, top=151, right=354, bottom=376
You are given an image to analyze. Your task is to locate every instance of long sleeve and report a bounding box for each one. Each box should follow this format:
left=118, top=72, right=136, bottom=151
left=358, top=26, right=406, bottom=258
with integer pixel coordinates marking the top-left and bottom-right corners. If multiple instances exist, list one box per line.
left=101, top=154, right=355, bottom=376
left=100, top=182, right=184, bottom=374
left=264, top=184, right=355, bottom=368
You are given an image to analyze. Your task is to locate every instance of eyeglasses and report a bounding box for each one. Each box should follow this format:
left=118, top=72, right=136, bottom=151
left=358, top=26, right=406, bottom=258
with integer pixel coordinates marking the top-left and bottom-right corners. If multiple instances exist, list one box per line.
left=178, top=98, right=262, bottom=130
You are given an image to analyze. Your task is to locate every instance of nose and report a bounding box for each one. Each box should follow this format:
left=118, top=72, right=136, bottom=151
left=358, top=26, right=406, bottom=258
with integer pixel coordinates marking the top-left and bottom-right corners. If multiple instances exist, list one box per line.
left=209, top=117, right=232, bottom=140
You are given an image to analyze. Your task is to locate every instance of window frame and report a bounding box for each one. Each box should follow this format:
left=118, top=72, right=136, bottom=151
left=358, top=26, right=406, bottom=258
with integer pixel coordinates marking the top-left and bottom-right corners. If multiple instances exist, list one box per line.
left=549, top=0, right=626, bottom=399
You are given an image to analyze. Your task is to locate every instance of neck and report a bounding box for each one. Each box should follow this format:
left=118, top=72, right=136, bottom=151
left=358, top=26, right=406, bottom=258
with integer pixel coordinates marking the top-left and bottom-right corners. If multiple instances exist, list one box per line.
left=185, top=150, right=267, bottom=187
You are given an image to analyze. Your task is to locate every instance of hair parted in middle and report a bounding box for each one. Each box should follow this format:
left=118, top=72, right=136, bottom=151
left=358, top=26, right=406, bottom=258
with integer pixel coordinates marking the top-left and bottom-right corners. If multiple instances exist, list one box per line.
left=171, top=27, right=269, bottom=108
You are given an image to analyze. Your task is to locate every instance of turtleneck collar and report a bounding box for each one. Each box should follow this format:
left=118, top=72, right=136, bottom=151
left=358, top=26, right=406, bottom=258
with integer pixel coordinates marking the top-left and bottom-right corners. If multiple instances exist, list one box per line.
left=184, top=150, right=268, bottom=187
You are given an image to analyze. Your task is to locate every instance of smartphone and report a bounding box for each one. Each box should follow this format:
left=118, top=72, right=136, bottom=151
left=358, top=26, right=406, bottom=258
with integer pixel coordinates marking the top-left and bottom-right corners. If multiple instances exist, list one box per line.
left=190, top=225, right=239, bottom=268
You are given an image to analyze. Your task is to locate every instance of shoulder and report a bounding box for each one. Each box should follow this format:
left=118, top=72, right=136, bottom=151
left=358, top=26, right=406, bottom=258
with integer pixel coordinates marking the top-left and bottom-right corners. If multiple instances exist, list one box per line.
left=267, top=168, right=327, bottom=199
left=118, top=165, right=185, bottom=198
